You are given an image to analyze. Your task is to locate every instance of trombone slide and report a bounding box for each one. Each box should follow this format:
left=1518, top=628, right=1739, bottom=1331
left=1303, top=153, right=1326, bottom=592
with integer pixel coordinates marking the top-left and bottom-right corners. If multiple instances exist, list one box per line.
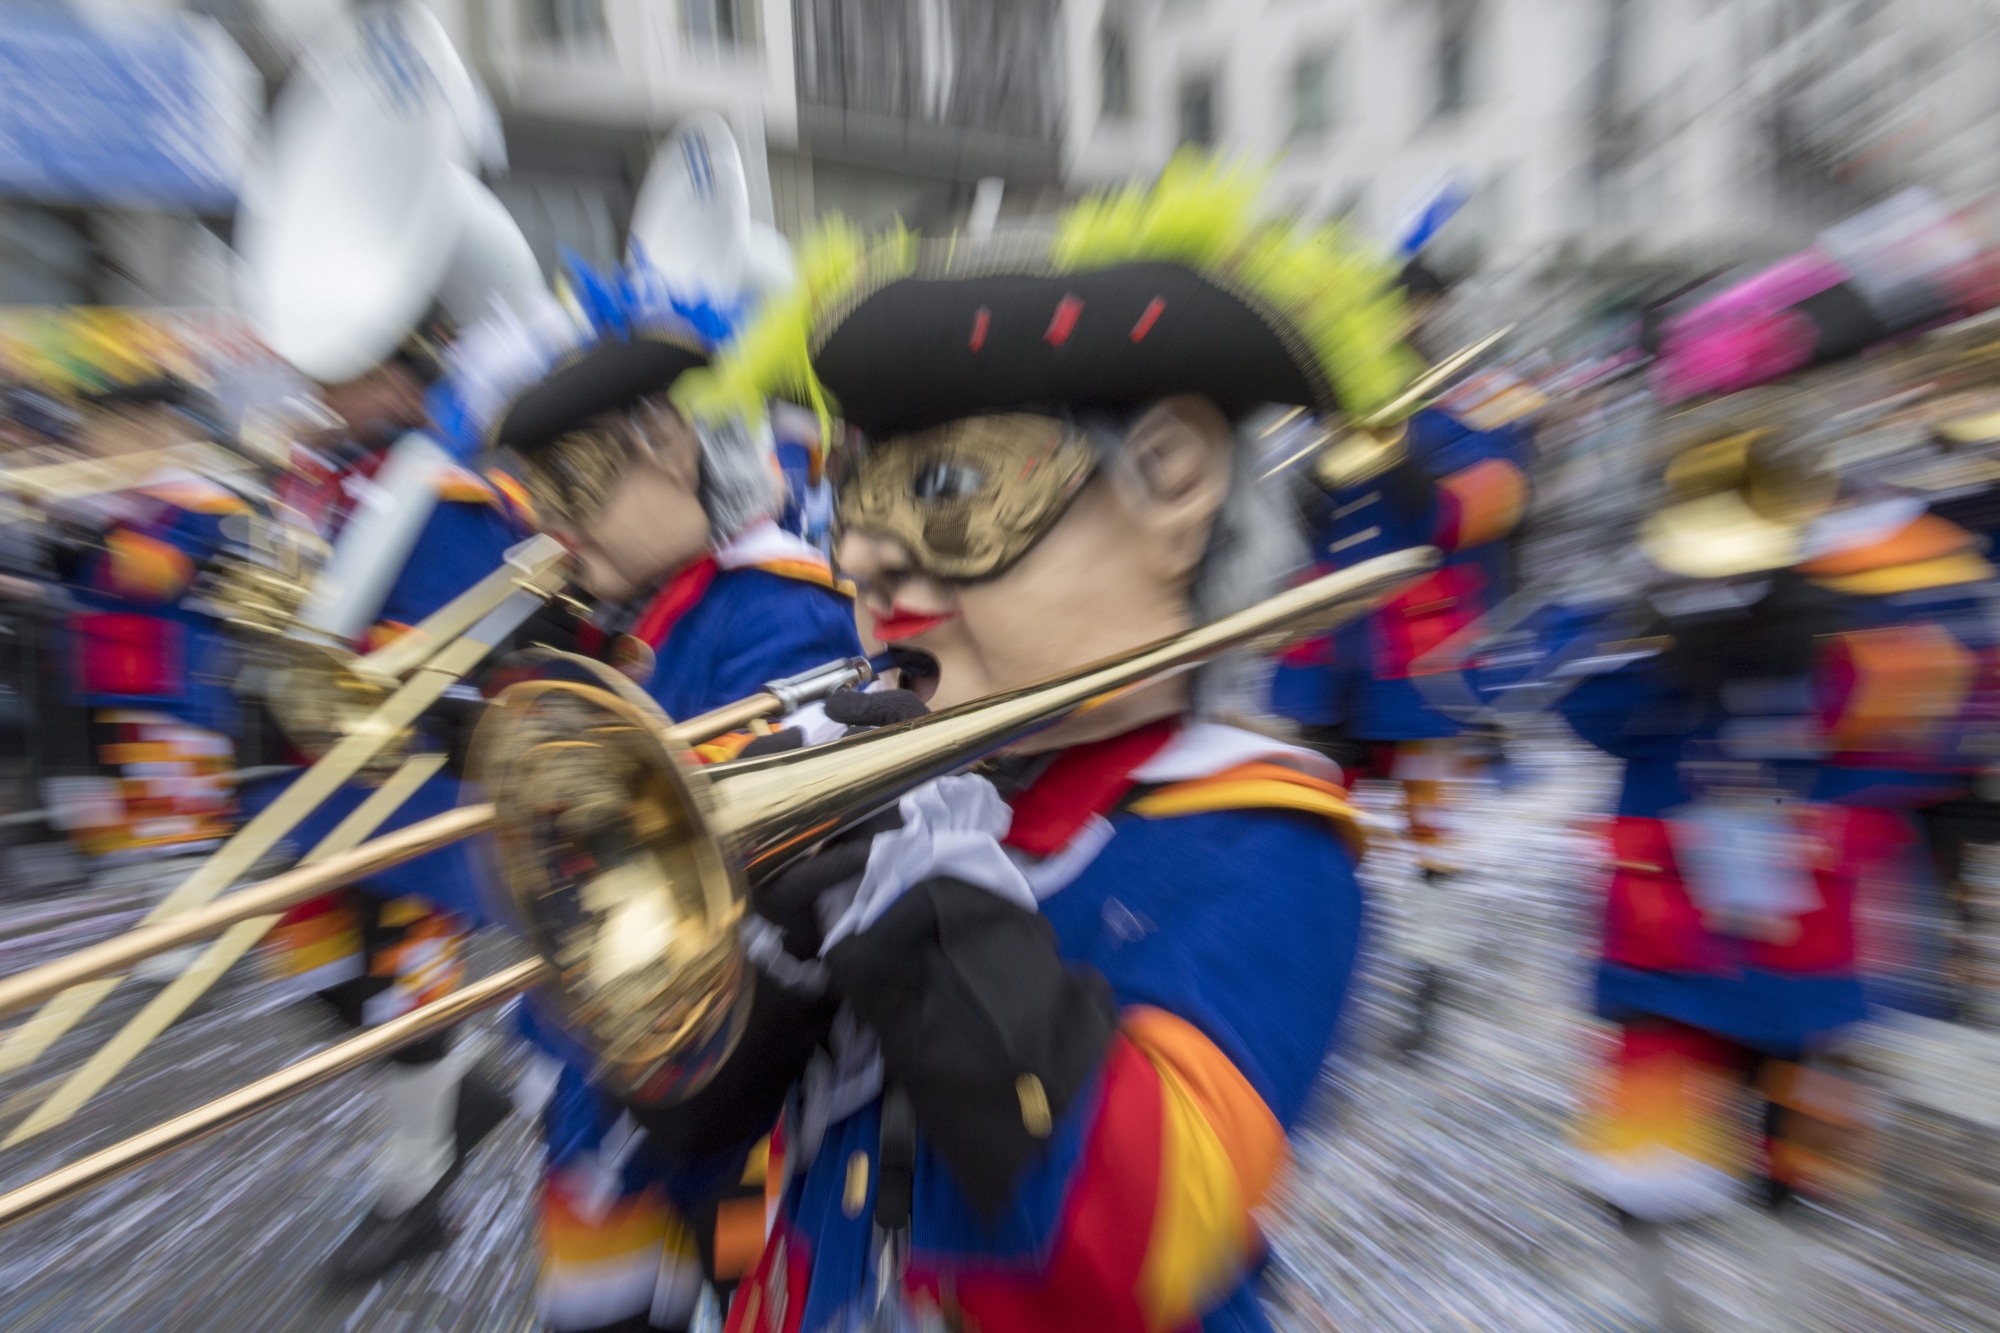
left=0, top=548, right=1440, bottom=1230
left=0, top=653, right=872, bottom=1024
left=0, top=960, right=550, bottom=1231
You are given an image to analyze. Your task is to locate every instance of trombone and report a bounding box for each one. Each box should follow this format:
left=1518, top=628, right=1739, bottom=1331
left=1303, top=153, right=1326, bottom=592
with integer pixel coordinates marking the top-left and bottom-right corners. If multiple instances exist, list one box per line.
left=0, top=536, right=575, bottom=1129
left=1260, top=328, right=1516, bottom=490
left=0, top=544, right=1440, bottom=1230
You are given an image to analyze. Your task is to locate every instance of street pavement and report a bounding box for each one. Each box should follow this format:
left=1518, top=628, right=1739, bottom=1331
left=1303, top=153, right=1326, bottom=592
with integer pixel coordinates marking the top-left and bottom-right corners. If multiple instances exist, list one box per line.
left=3, top=732, right=2000, bottom=1330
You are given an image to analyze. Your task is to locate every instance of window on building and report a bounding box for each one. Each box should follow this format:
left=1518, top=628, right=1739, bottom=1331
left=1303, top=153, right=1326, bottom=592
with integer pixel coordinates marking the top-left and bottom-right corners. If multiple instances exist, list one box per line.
left=1435, top=4, right=1475, bottom=116
left=1100, top=23, right=1132, bottom=120
left=1291, top=50, right=1334, bottom=138
left=1179, top=74, right=1217, bottom=148
left=528, top=0, right=605, bottom=48
left=684, top=0, right=758, bottom=49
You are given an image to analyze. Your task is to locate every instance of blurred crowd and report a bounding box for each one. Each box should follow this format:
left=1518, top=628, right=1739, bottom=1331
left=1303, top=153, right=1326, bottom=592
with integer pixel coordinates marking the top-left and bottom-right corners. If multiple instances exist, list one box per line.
left=16, top=7, right=2000, bottom=1331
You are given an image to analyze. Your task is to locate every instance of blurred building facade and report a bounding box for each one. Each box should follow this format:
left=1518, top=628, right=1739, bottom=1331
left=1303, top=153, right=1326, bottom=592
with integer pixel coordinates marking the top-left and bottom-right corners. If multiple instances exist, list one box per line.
left=287, top=0, right=1066, bottom=262
left=11, top=0, right=2000, bottom=316
left=0, top=0, right=1073, bottom=305
left=1065, top=0, right=2000, bottom=278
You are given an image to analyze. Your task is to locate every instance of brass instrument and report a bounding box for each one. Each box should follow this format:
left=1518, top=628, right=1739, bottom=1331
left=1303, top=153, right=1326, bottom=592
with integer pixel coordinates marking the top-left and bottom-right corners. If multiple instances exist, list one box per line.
left=0, top=544, right=1439, bottom=1229
left=0, top=537, right=573, bottom=1140
left=1262, top=328, right=1515, bottom=490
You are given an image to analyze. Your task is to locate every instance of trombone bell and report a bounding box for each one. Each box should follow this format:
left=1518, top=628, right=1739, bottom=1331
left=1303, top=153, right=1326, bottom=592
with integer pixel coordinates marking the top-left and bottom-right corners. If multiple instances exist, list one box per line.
left=478, top=667, right=749, bottom=1106
left=475, top=545, right=1444, bottom=1107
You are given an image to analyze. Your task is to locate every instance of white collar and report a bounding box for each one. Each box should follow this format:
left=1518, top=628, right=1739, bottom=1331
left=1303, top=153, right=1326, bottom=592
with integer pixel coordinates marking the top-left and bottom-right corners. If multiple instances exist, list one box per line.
left=1131, top=721, right=1342, bottom=785
left=714, top=518, right=829, bottom=572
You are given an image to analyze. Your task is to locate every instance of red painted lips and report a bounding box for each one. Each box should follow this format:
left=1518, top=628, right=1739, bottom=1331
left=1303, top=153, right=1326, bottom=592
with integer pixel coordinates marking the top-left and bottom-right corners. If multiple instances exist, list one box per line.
left=872, top=607, right=955, bottom=642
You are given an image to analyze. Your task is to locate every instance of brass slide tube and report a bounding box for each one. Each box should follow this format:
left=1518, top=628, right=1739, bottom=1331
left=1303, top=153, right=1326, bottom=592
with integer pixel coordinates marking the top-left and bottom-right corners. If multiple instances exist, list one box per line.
left=0, top=687, right=810, bottom=1024
left=0, top=959, right=549, bottom=1229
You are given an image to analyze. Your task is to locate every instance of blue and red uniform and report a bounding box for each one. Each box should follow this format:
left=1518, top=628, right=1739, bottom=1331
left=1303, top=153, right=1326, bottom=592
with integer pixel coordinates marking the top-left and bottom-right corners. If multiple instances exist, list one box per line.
left=716, top=722, right=1366, bottom=1333
left=243, top=457, right=533, bottom=1008
left=1555, top=515, right=1989, bottom=1216
left=1271, top=399, right=1531, bottom=743
left=1796, top=508, right=1994, bottom=1020
left=532, top=520, right=862, bottom=1333
left=1268, top=397, right=1530, bottom=878
left=63, top=468, right=252, bottom=856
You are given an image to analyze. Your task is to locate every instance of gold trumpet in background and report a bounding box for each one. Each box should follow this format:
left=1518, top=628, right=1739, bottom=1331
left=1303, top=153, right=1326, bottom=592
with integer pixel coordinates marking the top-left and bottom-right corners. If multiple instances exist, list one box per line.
left=0, top=544, right=1440, bottom=1230
left=1261, top=328, right=1516, bottom=491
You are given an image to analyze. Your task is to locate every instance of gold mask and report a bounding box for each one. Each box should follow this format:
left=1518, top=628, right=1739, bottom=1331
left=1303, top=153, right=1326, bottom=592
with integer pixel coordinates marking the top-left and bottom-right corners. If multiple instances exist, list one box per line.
left=519, top=419, right=634, bottom=529
left=831, top=414, right=1098, bottom=581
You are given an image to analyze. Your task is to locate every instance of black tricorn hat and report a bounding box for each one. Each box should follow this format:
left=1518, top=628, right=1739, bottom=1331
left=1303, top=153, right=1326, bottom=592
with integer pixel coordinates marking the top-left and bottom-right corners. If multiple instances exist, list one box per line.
left=493, top=335, right=708, bottom=456
left=686, top=157, right=1417, bottom=442
left=815, top=261, right=1330, bottom=436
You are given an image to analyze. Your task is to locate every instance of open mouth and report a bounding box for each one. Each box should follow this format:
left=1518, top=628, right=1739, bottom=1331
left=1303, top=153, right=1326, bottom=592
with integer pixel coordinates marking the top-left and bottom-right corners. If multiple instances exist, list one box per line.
left=871, top=607, right=955, bottom=642
left=886, top=646, right=940, bottom=703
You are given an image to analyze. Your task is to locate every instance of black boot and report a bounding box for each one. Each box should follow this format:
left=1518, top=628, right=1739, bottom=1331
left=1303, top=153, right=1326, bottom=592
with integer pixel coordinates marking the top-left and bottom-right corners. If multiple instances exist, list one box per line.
left=325, top=1055, right=514, bottom=1285
left=325, top=1183, right=450, bottom=1284
left=1395, top=964, right=1444, bottom=1059
left=1615, top=1207, right=1688, bottom=1332
left=454, top=1060, right=514, bottom=1163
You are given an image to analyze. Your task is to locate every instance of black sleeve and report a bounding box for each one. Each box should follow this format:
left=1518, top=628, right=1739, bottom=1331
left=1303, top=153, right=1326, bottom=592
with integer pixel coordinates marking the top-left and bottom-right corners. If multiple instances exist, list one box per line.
left=621, top=811, right=897, bottom=1154
left=1378, top=451, right=1438, bottom=530
left=625, top=973, right=837, bottom=1159
left=823, top=877, right=1118, bottom=1220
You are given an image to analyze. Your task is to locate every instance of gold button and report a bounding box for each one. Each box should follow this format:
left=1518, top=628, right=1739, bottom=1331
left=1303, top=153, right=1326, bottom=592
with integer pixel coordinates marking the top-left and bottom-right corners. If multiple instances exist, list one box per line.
left=843, top=1150, right=869, bottom=1218
left=1017, top=1073, right=1052, bottom=1138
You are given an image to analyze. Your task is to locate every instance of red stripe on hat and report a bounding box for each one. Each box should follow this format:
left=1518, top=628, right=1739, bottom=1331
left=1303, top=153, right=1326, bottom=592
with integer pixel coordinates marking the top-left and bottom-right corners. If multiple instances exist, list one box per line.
left=1130, top=298, right=1166, bottom=342
left=969, top=306, right=991, bottom=352
left=1045, top=294, right=1084, bottom=347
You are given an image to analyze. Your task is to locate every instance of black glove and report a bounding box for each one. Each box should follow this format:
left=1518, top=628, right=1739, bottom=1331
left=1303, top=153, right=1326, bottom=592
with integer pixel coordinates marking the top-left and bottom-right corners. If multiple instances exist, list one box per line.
left=824, top=877, right=1118, bottom=1220
left=627, top=970, right=839, bottom=1158
left=824, top=687, right=928, bottom=729
left=622, top=806, right=900, bottom=1154
left=417, top=689, right=487, bottom=779
left=506, top=597, right=591, bottom=660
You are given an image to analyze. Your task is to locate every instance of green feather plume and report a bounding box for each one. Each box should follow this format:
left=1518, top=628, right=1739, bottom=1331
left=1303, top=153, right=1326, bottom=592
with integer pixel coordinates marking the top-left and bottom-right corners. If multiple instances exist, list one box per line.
left=686, top=151, right=1417, bottom=427
left=1053, top=153, right=1417, bottom=416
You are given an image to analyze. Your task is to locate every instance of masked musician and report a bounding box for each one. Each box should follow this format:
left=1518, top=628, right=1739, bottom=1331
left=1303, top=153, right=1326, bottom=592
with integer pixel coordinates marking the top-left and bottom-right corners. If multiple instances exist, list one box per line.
left=544, top=157, right=1412, bottom=1333
left=1267, top=261, right=1535, bottom=1054
left=52, top=380, right=255, bottom=861
left=1549, top=388, right=1994, bottom=1322
left=463, top=257, right=863, bottom=1331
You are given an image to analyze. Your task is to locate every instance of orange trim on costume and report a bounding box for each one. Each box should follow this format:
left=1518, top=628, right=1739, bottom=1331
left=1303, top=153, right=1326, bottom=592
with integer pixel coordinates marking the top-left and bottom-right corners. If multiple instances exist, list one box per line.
left=1436, top=457, right=1527, bottom=551
left=692, top=731, right=759, bottom=765
left=1827, top=623, right=1972, bottom=752
left=434, top=464, right=500, bottom=506
left=713, top=1196, right=767, bottom=1280
left=1798, top=513, right=1974, bottom=577
left=750, top=557, right=855, bottom=598
left=1127, top=760, right=1365, bottom=856
left=540, top=1184, right=675, bottom=1265
left=485, top=468, right=537, bottom=524
left=362, top=620, right=414, bottom=654
left=1123, top=1005, right=1287, bottom=1332
left=138, top=479, right=250, bottom=515
left=104, top=529, right=194, bottom=603
left=1123, top=1006, right=1287, bottom=1208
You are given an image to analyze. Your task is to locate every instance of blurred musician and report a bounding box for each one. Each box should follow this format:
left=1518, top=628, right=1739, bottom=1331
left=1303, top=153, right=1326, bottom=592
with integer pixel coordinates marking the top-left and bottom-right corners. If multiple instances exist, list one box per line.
left=598, top=157, right=1405, bottom=1333
left=1269, top=260, right=1537, bottom=1053
left=480, top=270, right=861, bottom=1333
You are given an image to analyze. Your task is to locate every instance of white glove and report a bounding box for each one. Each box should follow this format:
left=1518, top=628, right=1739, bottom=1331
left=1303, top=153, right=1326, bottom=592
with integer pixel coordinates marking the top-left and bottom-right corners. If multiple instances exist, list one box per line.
left=817, top=774, right=1036, bottom=954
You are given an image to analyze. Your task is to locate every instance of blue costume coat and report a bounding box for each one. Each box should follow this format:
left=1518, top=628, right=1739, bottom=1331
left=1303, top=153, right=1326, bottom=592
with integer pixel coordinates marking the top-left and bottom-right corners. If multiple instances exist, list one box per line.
left=1271, top=405, right=1530, bottom=741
